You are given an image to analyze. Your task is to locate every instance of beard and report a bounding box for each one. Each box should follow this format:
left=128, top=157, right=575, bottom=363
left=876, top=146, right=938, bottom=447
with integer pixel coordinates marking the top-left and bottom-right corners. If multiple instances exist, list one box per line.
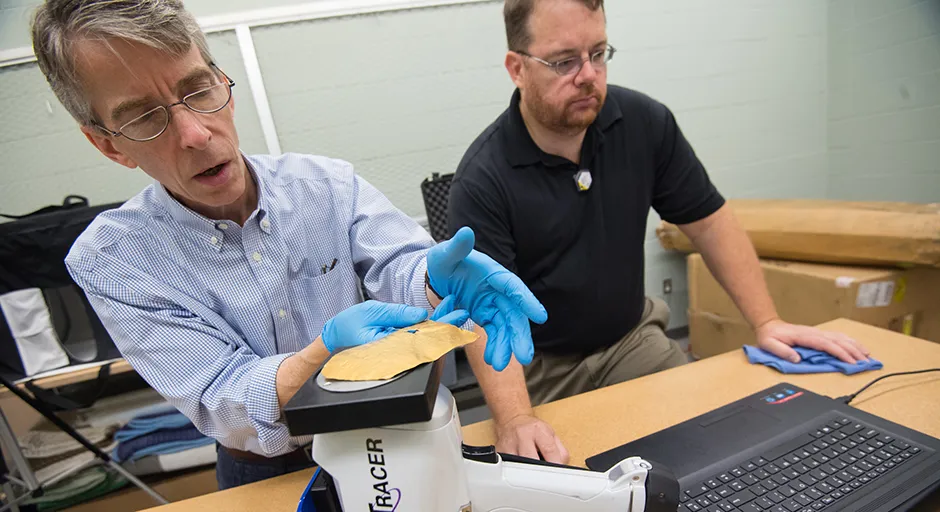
left=523, top=83, right=606, bottom=136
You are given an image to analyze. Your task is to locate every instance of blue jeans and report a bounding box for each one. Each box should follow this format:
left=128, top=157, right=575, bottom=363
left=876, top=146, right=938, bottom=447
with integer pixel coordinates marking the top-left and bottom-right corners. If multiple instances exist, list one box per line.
left=215, top=444, right=316, bottom=490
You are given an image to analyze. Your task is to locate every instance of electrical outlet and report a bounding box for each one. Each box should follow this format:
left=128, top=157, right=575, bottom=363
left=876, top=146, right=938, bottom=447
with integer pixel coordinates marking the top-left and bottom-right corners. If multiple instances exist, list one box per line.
left=663, top=278, right=673, bottom=295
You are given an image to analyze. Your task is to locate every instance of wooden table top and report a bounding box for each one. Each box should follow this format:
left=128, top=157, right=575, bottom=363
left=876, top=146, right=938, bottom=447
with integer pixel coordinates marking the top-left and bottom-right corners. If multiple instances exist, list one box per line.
left=146, top=319, right=940, bottom=511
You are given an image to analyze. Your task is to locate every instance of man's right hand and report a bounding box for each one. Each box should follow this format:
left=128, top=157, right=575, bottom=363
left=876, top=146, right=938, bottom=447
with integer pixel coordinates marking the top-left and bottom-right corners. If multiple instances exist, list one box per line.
left=279, top=297, right=469, bottom=406
left=322, top=297, right=469, bottom=353
left=496, top=414, right=570, bottom=465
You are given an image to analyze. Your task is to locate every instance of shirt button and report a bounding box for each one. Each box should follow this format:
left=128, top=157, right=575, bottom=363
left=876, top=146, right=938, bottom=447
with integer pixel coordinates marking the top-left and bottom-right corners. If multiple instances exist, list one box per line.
left=278, top=309, right=287, bottom=319
left=260, top=219, right=271, bottom=230
left=217, top=223, right=229, bottom=230
left=252, top=252, right=262, bottom=262
left=210, top=236, right=219, bottom=245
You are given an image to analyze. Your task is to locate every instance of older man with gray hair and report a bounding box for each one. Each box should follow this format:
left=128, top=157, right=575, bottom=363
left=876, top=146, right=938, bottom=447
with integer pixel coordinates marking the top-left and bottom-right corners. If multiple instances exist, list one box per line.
left=31, top=0, right=548, bottom=489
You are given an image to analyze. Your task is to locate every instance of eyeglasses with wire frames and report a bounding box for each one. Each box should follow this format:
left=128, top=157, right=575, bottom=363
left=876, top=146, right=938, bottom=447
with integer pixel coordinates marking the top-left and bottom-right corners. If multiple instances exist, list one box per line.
left=516, top=44, right=616, bottom=76
left=93, top=65, right=236, bottom=142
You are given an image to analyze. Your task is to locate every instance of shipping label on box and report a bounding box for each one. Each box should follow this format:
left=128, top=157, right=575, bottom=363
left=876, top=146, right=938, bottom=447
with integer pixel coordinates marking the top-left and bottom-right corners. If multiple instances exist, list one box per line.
left=856, top=281, right=895, bottom=308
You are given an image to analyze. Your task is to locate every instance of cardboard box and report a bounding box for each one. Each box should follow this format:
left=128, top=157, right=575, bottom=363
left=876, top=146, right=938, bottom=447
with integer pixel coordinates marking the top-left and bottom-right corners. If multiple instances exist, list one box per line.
left=658, top=199, right=940, bottom=268
left=689, top=311, right=756, bottom=358
left=687, top=253, right=940, bottom=358
left=922, top=314, right=940, bottom=346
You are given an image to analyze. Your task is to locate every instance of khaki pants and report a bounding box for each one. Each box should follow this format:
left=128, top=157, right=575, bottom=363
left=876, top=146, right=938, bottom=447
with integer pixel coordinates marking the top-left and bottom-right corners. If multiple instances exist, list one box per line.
left=524, top=297, right=688, bottom=406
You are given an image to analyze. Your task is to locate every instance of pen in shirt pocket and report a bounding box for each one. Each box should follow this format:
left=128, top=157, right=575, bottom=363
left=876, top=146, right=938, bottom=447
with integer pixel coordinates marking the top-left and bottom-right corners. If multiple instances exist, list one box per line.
left=321, top=258, right=338, bottom=274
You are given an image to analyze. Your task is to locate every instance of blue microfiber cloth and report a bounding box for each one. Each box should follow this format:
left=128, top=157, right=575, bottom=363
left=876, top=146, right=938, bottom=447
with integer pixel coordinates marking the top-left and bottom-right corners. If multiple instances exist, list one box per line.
left=743, top=345, right=883, bottom=375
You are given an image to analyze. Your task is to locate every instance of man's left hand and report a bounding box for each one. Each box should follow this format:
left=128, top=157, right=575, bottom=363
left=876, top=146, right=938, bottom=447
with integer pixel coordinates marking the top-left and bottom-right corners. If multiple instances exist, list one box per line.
left=756, top=319, right=871, bottom=364
left=427, top=227, right=548, bottom=371
left=496, top=414, right=570, bottom=465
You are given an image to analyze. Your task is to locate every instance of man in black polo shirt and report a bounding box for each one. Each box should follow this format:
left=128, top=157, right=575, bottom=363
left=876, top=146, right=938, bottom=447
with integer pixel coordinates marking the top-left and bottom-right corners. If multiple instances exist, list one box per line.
left=449, top=0, right=871, bottom=464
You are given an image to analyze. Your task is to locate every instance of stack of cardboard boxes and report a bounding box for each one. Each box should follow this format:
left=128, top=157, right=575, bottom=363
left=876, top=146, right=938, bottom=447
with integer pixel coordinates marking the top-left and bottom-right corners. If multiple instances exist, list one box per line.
left=686, top=255, right=940, bottom=358
left=657, top=200, right=940, bottom=359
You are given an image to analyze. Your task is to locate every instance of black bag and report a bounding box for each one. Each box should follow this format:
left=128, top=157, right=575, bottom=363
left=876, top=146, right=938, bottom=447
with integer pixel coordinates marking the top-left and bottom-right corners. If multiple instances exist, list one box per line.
left=0, top=194, right=91, bottom=221
left=0, top=196, right=124, bottom=382
left=420, top=172, right=454, bottom=242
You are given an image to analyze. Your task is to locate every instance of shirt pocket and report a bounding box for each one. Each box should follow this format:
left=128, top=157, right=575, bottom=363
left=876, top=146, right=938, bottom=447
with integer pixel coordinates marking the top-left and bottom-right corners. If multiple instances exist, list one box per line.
left=286, top=261, right=360, bottom=344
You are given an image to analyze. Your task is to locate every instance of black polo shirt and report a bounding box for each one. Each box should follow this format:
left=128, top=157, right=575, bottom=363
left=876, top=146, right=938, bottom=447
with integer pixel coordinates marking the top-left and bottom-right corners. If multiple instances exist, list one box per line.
left=448, top=85, right=725, bottom=355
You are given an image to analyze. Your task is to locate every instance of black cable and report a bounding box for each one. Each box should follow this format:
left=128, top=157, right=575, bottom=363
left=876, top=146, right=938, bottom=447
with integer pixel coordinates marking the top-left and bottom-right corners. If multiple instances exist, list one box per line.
left=838, top=368, right=940, bottom=405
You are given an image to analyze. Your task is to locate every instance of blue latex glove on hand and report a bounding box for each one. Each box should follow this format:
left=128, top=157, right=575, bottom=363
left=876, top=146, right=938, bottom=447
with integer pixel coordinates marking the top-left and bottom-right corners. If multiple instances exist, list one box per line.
left=322, top=299, right=469, bottom=353
left=429, top=295, right=472, bottom=327
left=427, top=227, right=548, bottom=371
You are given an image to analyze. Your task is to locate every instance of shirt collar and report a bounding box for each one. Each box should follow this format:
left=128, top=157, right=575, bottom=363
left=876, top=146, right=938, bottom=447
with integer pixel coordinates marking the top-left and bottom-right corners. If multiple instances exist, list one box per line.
left=152, top=153, right=272, bottom=251
left=502, top=87, right=623, bottom=168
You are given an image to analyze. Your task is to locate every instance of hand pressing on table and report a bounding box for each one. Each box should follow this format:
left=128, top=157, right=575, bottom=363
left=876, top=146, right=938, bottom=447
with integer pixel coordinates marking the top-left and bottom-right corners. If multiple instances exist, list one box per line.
left=496, top=414, right=570, bottom=465
left=756, top=319, right=871, bottom=364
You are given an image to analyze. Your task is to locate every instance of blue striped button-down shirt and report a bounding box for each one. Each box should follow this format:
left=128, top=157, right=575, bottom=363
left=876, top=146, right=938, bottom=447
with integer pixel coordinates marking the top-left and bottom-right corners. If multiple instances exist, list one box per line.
left=65, top=152, right=434, bottom=456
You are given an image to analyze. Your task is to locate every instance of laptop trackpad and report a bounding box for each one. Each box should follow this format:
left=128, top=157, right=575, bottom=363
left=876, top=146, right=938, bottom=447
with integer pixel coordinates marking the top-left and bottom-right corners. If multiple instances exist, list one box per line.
left=701, top=404, right=778, bottom=430
left=610, top=405, right=782, bottom=478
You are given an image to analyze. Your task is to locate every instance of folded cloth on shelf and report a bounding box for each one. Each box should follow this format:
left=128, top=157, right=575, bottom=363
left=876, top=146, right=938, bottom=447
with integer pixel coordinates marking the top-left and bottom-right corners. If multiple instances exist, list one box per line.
left=122, top=442, right=218, bottom=476
left=33, top=441, right=118, bottom=483
left=119, top=436, right=215, bottom=463
left=19, top=425, right=115, bottom=459
left=113, top=424, right=213, bottom=462
left=71, top=389, right=176, bottom=429
left=26, top=436, right=115, bottom=475
left=113, top=410, right=193, bottom=443
left=743, top=345, right=884, bottom=375
left=26, top=467, right=127, bottom=511
left=34, top=451, right=95, bottom=484
left=26, top=467, right=108, bottom=505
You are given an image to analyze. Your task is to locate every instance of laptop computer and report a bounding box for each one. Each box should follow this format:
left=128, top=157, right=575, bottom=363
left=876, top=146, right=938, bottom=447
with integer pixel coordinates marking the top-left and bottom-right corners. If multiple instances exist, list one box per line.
left=585, top=383, right=940, bottom=512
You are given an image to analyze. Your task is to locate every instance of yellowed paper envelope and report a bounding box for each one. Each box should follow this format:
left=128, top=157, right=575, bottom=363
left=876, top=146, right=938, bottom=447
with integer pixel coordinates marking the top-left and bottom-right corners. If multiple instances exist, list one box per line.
left=321, top=320, right=479, bottom=381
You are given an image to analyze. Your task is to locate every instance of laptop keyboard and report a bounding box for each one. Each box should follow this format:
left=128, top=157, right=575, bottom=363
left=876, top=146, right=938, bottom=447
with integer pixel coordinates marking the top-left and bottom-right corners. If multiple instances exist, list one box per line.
left=679, top=416, right=926, bottom=512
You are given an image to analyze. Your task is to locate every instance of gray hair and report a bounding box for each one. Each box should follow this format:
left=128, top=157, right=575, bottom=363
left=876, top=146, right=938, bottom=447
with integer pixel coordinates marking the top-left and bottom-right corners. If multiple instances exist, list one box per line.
left=31, top=0, right=214, bottom=125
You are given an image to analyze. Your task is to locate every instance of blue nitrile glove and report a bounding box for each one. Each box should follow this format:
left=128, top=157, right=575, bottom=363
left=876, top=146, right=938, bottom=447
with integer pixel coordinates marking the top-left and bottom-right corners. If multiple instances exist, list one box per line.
left=430, top=295, right=471, bottom=327
left=426, top=227, right=548, bottom=371
left=321, top=300, right=470, bottom=353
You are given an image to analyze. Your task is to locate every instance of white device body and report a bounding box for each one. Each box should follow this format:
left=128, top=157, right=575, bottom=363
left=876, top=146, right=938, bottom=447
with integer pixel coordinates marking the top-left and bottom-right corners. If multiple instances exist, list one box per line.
left=312, top=385, right=651, bottom=511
